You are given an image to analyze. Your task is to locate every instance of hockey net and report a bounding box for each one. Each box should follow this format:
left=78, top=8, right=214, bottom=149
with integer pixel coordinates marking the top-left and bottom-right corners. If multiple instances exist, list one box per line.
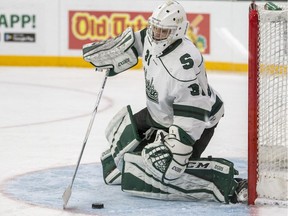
left=248, top=2, right=288, bottom=205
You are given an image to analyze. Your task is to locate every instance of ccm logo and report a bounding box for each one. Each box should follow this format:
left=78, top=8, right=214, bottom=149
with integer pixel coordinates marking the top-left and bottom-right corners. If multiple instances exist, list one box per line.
left=187, top=162, right=210, bottom=169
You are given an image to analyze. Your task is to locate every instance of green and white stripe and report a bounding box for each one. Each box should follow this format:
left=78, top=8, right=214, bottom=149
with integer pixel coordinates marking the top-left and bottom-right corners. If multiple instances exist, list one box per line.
left=173, top=104, right=210, bottom=122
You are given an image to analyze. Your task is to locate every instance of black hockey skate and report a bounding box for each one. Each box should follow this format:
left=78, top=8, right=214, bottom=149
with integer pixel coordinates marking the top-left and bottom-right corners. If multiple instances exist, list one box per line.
left=230, top=178, right=248, bottom=204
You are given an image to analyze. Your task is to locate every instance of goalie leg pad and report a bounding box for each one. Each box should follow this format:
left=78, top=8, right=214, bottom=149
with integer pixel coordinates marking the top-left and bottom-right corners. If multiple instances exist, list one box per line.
left=121, top=153, right=238, bottom=204
left=185, top=157, right=238, bottom=203
left=105, top=105, right=141, bottom=170
left=100, top=149, right=121, bottom=185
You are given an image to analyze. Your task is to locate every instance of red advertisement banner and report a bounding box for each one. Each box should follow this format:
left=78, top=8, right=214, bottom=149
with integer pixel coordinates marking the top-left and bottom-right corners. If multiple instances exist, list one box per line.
left=68, top=11, right=210, bottom=54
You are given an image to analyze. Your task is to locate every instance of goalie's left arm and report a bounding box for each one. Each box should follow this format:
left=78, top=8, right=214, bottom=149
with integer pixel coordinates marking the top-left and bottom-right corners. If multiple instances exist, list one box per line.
left=82, top=27, right=139, bottom=76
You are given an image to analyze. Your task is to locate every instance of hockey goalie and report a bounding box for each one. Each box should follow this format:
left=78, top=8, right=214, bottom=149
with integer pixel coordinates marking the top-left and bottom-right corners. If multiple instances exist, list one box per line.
left=83, top=0, right=247, bottom=204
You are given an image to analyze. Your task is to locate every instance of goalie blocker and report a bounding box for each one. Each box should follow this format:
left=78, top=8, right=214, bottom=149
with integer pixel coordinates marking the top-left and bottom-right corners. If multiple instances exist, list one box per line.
left=82, top=27, right=138, bottom=76
left=101, top=105, right=243, bottom=204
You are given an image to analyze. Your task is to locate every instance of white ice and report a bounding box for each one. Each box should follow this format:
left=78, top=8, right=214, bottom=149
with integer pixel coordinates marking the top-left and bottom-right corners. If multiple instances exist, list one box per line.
left=0, top=67, right=287, bottom=216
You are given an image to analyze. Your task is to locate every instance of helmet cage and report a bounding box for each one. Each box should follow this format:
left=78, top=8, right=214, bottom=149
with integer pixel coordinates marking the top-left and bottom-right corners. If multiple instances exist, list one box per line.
left=148, top=18, right=177, bottom=44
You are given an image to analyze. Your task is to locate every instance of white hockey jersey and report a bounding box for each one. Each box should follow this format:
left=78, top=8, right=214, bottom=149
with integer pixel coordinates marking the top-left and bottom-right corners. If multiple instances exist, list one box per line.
left=133, top=29, right=224, bottom=141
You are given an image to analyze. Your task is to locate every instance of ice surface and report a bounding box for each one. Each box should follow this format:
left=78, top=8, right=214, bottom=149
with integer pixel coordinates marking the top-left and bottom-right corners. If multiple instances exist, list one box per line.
left=0, top=67, right=287, bottom=216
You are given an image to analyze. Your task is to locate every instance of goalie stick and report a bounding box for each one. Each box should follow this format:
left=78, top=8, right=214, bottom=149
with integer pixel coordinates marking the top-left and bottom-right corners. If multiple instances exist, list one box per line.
left=62, top=69, right=109, bottom=209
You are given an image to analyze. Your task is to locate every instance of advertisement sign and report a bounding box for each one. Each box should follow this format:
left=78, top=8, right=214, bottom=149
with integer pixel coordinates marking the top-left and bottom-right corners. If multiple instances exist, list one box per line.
left=0, top=0, right=58, bottom=56
left=0, top=0, right=250, bottom=69
left=68, top=11, right=210, bottom=54
left=186, top=13, right=210, bottom=54
left=68, top=11, right=149, bottom=50
left=0, top=14, right=37, bottom=43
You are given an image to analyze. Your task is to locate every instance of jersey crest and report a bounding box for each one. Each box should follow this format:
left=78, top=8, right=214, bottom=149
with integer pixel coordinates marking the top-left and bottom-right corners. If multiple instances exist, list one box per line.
left=145, top=75, right=159, bottom=104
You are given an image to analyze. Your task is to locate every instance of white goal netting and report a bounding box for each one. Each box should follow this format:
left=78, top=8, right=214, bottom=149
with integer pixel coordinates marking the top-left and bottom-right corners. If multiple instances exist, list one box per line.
left=256, top=3, right=288, bottom=206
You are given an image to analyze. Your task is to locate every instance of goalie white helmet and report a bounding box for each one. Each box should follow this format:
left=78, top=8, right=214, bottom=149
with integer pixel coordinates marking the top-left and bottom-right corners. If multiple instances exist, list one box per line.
left=148, top=0, right=189, bottom=57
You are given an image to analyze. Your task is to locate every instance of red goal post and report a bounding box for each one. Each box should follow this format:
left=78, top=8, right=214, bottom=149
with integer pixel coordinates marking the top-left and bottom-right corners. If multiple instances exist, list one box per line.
left=248, top=2, right=259, bottom=205
left=248, top=1, right=288, bottom=206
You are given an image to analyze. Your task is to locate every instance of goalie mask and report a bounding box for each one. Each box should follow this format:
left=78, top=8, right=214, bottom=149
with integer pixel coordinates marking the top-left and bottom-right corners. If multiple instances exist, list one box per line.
left=147, top=0, right=189, bottom=57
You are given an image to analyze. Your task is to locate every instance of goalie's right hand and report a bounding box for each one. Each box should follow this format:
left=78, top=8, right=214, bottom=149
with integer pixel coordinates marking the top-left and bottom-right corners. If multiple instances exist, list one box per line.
left=142, top=125, right=195, bottom=183
left=82, top=27, right=138, bottom=76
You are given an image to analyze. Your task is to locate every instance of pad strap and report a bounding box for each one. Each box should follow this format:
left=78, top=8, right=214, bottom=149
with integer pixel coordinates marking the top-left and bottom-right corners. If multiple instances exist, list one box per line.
left=100, top=149, right=121, bottom=185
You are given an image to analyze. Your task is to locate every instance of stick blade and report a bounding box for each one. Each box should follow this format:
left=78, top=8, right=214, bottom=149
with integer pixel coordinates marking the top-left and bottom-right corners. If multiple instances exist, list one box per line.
left=62, top=185, right=72, bottom=209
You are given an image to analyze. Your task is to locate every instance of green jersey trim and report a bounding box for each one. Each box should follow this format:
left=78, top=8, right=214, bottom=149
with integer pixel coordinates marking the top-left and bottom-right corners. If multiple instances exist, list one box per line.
left=210, top=95, right=223, bottom=117
left=173, top=104, right=210, bottom=122
left=140, top=28, right=147, bottom=47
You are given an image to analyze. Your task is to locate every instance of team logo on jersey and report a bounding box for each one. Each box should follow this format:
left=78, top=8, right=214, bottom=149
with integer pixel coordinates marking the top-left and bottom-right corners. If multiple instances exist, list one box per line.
left=145, top=77, right=158, bottom=104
